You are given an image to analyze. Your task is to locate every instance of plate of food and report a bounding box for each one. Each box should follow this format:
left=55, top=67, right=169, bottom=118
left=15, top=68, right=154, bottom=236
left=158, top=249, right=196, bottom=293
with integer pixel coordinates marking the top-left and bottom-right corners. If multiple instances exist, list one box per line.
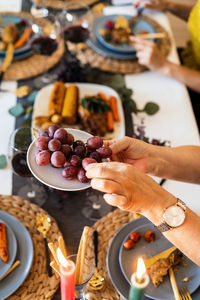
left=96, top=15, right=156, bottom=54
left=32, top=82, right=125, bottom=139
left=107, top=217, right=200, bottom=300
left=0, top=211, right=33, bottom=300
left=0, top=14, right=34, bottom=58
left=0, top=219, right=17, bottom=279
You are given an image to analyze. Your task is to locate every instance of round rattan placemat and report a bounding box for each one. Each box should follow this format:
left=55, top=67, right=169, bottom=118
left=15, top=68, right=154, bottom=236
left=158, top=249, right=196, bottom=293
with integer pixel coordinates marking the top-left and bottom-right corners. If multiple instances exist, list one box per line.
left=44, top=0, right=98, bottom=10
left=0, top=194, right=61, bottom=300
left=85, top=209, right=137, bottom=300
left=0, top=12, right=65, bottom=81
left=68, top=15, right=172, bottom=74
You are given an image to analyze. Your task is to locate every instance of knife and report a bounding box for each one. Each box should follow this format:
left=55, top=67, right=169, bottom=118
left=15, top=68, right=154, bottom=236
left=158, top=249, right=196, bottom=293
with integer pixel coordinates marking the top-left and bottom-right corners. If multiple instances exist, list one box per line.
left=0, top=43, right=14, bottom=87
left=145, top=246, right=177, bottom=269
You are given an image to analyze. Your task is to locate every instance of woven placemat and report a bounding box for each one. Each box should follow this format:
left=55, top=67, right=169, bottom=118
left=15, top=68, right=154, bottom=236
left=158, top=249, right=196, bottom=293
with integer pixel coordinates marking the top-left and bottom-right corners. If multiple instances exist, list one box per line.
left=0, top=194, right=61, bottom=300
left=85, top=209, right=137, bottom=300
left=0, top=12, right=65, bottom=81
left=68, top=15, right=172, bottom=74
left=44, top=0, right=98, bottom=10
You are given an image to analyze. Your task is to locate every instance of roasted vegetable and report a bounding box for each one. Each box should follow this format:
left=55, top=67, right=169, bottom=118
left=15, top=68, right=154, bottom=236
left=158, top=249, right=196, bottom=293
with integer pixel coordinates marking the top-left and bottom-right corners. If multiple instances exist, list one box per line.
left=14, top=26, right=33, bottom=49
left=2, top=24, right=19, bottom=43
left=48, top=81, right=66, bottom=116
left=0, top=222, right=8, bottom=263
left=61, top=84, right=79, bottom=124
left=34, top=116, right=50, bottom=127
left=109, top=95, right=120, bottom=122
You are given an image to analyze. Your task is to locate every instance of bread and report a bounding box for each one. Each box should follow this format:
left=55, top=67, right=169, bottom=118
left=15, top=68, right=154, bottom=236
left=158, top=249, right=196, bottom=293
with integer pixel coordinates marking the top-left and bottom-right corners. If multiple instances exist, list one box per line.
left=48, top=81, right=66, bottom=116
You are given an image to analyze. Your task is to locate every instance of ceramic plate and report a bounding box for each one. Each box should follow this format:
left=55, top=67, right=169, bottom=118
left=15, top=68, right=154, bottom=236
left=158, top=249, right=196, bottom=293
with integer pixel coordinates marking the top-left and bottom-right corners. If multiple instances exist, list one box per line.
left=0, top=219, right=17, bottom=279
left=27, top=128, right=93, bottom=191
left=0, top=15, right=34, bottom=57
left=96, top=15, right=155, bottom=54
left=119, top=219, right=200, bottom=300
left=32, top=83, right=125, bottom=140
left=107, top=218, right=200, bottom=300
left=0, top=211, right=33, bottom=300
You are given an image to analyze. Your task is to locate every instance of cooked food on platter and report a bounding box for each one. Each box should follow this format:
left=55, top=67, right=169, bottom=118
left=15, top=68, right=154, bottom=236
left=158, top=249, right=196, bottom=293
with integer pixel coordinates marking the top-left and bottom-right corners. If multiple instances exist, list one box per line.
left=33, top=82, right=122, bottom=137
left=0, top=222, right=8, bottom=263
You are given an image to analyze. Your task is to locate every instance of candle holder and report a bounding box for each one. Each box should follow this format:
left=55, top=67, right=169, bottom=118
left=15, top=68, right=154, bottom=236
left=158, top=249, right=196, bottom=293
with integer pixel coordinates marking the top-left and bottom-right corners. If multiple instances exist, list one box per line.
left=68, top=254, right=94, bottom=300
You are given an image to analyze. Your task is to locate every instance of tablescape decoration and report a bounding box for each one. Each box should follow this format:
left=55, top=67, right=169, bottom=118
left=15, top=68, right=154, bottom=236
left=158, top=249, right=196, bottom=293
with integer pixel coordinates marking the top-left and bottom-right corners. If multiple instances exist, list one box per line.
left=0, top=260, right=20, bottom=281
left=169, top=268, right=181, bottom=300
left=57, top=248, right=76, bottom=300
left=128, top=257, right=150, bottom=300
left=0, top=12, right=64, bottom=81
left=36, top=214, right=52, bottom=277
left=67, top=15, right=171, bottom=74
left=89, top=230, right=105, bottom=290
left=0, top=195, right=61, bottom=299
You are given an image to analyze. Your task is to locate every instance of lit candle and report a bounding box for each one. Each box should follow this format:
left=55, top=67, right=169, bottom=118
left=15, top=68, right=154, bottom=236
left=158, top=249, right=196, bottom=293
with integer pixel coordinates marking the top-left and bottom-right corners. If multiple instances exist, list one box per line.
left=128, top=257, right=150, bottom=300
left=57, top=248, right=76, bottom=300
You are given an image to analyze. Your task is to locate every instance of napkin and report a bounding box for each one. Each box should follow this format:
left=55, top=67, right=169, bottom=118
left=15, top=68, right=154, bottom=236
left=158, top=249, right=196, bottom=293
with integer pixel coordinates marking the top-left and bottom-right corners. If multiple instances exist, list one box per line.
left=104, top=5, right=137, bottom=16
left=111, top=0, right=133, bottom=6
left=0, top=0, right=22, bottom=12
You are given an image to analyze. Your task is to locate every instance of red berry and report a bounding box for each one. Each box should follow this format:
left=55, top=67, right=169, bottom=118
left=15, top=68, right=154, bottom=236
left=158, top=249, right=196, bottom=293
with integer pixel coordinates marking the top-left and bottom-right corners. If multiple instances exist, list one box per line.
left=106, top=20, right=114, bottom=30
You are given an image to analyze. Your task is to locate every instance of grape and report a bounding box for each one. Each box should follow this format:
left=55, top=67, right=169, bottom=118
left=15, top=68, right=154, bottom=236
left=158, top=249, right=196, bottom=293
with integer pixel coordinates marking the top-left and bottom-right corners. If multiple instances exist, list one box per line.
left=89, top=151, right=101, bottom=162
left=72, top=140, right=85, bottom=150
left=35, top=150, right=51, bottom=166
left=70, top=155, right=82, bottom=167
left=63, top=161, right=71, bottom=168
left=39, top=130, right=49, bottom=138
left=35, top=136, right=49, bottom=150
left=96, top=146, right=112, bottom=159
left=73, top=145, right=86, bottom=158
left=67, top=133, right=74, bottom=145
left=61, top=144, right=72, bottom=158
left=48, top=139, right=61, bottom=152
left=51, top=151, right=66, bottom=167
left=82, top=157, right=97, bottom=170
left=62, top=165, right=78, bottom=180
left=87, top=136, right=103, bottom=150
left=48, top=124, right=60, bottom=138
left=54, top=128, right=68, bottom=144
left=77, top=168, right=89, bottom=183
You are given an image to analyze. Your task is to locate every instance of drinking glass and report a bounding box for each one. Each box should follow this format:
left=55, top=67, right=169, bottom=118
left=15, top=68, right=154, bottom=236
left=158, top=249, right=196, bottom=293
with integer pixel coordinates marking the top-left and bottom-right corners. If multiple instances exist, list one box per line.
left=68, top=254, right=94, bottom=300
left=7, top=127, right=47, bottom=206
left=59, top=1, right=92, bottom=44
left=31, top=13, right=61, bottom=88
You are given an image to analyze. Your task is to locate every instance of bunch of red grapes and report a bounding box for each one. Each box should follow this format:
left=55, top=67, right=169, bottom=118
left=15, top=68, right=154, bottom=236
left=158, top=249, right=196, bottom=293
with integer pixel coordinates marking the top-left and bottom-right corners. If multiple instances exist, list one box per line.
left=34, top=125, right=112, bottom=183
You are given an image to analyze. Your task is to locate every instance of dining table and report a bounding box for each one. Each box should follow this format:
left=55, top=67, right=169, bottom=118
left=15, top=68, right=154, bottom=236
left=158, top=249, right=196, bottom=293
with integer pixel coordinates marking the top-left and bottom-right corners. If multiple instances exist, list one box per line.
left=0, top=0, right=200, bottom=299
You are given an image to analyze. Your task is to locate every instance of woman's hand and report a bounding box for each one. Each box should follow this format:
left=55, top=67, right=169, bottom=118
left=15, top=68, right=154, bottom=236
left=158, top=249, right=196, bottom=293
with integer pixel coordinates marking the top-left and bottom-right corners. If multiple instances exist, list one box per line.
left=86, top=162, right=175, bottom=218
left=130, top=37, right=169, bottom=72
left=134, top=0, right=170, bottom=11
left=104, top=136, right=157, bottom=174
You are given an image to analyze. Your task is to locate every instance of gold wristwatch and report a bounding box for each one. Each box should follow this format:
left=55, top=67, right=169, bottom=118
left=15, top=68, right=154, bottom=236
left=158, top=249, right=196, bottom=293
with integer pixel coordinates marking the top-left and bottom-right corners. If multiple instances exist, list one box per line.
left=156, top=198, right=186, bottom=232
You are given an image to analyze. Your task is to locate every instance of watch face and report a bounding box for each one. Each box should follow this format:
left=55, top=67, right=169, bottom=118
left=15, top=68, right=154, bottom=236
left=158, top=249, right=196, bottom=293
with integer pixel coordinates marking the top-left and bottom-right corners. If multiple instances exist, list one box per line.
left=163, top=206, right=185, bottom=227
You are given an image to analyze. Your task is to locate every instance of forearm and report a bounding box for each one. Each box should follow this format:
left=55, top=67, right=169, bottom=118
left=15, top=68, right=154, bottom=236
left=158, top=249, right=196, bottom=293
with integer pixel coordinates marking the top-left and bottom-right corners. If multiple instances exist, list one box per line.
left=165, top=1, right=194, bottom=21
left=149, top=145, right=200, bottom=183
left=160, top=61, right=200, bottom=93
left=145, top=194, right=200, bottom=266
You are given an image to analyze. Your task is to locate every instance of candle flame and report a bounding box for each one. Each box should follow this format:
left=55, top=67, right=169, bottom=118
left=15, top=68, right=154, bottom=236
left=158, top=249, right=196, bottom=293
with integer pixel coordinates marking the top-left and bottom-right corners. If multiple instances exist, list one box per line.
left=136, top=257, right=146, bottom=281
left=57, top=247, right=69, bottom=268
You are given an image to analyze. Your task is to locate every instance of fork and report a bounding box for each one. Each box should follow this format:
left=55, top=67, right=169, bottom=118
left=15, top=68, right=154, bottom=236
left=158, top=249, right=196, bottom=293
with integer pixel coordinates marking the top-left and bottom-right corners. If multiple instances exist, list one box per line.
left=179, top=288, right=192, bottom=300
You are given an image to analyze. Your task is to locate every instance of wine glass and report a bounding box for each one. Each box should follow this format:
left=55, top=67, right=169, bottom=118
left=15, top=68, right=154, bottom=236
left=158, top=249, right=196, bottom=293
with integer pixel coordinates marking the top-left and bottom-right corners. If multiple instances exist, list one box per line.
left=31, top=13, right=61, bottom=88
left=59, top=1, right=92, bottom=44
left=7, top=127, right=47, bottom=206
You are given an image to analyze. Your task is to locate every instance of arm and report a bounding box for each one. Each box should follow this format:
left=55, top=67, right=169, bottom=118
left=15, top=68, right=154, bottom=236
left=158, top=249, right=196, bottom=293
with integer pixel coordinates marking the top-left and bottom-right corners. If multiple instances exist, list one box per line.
left=134, top=0, right=194, bottom=21
left=131, top=38, right=200, bottom=93
left=86, top=162, right=200, bottom=266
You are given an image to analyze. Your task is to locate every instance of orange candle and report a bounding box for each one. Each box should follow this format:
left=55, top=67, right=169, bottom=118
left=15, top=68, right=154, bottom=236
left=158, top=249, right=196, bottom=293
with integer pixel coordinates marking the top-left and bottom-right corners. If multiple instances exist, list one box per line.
left=57, top=248, right=75, bottom=300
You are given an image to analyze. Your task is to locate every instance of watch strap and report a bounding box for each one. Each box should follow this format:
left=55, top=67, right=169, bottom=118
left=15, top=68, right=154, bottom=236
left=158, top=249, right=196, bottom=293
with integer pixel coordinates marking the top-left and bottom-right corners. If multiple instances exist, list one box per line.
left=156, top=198, right=186, bottom=232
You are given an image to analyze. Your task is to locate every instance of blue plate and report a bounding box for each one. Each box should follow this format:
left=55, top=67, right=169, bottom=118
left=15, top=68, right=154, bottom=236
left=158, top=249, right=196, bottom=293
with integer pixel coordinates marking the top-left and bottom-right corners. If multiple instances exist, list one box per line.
left=0, top=211, right=33, bottom=300
left=107, top=217, right=200, bottom=300
left=87, top=16, right=137, bottom=59
left=96, top=15, right=155, bottom=54
left=0, top=219, right=17, bottom=279
left=0, top=49, right=33, bottom=61
left=0, top=15, right=34, bottom=58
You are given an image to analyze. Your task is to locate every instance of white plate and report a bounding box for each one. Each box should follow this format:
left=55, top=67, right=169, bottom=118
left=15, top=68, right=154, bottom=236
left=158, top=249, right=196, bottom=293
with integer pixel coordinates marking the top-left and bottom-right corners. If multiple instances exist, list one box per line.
left=27, top=128, right=93, bottom=191
left=32, top=83, right=125, bottom=140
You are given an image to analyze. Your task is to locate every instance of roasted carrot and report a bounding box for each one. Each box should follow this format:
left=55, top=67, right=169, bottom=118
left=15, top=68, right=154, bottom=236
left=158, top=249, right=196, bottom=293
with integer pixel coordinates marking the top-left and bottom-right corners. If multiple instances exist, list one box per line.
left=106, top=109, right=114, bottom=132
left=98, top=92, right=108, bottom=101
left=0, top=223, right=8, bottom=263
left=14, top=27, right=33, bottom=49
left=109, top=96, right=120, bottom=122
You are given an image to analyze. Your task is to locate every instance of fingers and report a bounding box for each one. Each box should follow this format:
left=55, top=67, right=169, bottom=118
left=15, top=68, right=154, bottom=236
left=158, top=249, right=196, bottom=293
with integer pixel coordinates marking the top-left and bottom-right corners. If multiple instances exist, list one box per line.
left=86, top=161, right=122, bottom=180
left=103, top=193, right=128, bottom=209
left=107, top=137, right=130, bottom=154
left=91, top=178, right=123, bottom=194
